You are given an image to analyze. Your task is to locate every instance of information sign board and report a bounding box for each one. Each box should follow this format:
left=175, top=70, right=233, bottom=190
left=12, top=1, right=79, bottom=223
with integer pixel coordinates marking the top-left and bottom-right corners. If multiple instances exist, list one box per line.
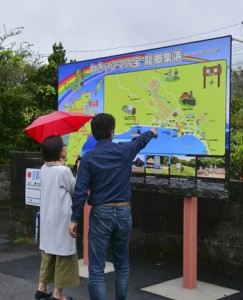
left=58, top=36, right=231, bottom=181
left=25, top=168, right=41, bottom=206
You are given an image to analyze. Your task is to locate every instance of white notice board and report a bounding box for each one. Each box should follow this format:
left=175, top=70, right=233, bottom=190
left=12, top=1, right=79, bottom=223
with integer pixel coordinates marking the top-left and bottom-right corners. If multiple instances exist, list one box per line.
left=25, top=168, right=41, bottom=206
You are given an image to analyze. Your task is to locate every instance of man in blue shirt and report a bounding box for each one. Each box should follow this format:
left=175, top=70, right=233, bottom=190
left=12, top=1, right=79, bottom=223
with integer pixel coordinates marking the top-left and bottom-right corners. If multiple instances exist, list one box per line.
left=69, top=113, right=158, bottom=300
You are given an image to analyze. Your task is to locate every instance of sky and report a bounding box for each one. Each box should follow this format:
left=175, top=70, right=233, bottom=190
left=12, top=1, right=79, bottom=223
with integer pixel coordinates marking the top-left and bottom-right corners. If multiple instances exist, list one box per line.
left=1, top=0, right=243, bottom=68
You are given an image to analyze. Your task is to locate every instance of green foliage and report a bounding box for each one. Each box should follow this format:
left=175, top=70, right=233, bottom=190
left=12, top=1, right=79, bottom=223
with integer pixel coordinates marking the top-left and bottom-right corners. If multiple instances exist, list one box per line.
left=186, top=158, right=196, bottom=168
left=230, top=69, right=243, bottom=179
left=231, top=97, right=243, bottom=129
left=170, top=165, right=195, bottom=177
left=36, top=42, right=68, bottom=111
left=231, top=70, right=243, bottom=97
left=0, top=27, right=68, bottom=164
left=48, top=42, right=67, bottom=65
left=199, top=157, right=225, bottom=168
left=13, top=235, right=35, bottom=244
left=0, top=49, right=40, bottom=162
left=230, top=129, right=243, bottom=179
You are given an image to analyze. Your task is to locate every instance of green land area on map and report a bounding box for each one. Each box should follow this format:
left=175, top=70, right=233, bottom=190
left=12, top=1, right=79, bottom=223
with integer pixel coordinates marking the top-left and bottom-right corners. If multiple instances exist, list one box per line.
left=64, top=92, right=94, bottom=165
left=104, top=60, right=227, bottom=155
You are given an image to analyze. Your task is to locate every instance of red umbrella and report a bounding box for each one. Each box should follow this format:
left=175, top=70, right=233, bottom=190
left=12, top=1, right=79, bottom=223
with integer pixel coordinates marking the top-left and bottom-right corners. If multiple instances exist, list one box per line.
left=24, top=111, right=93, bottom=144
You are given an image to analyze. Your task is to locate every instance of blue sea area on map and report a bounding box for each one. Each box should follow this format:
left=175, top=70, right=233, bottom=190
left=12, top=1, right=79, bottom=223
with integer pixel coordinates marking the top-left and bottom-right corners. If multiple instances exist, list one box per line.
left=74, top=126, right=207, bottom=157
left=113, top=126, right=207, bottom=155
left=81, top=135, right=97, bottom=155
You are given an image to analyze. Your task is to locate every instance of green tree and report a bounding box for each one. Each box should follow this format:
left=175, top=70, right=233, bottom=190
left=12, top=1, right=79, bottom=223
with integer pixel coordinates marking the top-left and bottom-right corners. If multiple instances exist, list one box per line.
left=231, top=69, right=243, bottom=97
left=0, top=27, right=69, bottom=163
left=0, top=45, right=43, bottom=163
left=36, top=42, right=67, bottom=111
left=230, top=68, right=243, bottom=179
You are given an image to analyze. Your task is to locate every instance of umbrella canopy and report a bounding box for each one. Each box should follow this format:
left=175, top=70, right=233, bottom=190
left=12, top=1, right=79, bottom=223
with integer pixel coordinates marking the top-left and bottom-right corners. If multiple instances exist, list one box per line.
left=24, top=111, right=93, bottom=144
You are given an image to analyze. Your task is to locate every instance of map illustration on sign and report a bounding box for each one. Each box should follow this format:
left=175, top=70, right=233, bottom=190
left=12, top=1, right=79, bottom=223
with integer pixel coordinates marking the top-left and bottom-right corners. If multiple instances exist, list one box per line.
left=104, top=60, right=227, bottom=156
left=58, top=36, right=231, bottom=169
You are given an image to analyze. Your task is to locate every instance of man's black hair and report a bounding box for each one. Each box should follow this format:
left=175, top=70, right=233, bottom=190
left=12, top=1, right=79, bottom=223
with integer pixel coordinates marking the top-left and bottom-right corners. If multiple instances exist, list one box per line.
left=41, top=135, right=64, bottom=162
left=91, top=113, right=115, bottom=141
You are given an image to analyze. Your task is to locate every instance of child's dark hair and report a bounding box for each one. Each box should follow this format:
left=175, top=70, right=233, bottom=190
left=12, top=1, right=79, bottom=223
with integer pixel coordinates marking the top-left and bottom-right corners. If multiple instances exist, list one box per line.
left=91, top=113, right=115, bottom=141
left=41, top=135, right=64, bottom=162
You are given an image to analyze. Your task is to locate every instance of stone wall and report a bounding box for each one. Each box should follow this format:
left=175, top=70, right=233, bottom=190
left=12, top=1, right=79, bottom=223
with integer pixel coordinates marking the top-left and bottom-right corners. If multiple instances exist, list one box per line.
left=0, top=165, right=10, bottom=202
left=9, top=152, right=43, bottom=237
left=130, top=181, right=243, bottom=274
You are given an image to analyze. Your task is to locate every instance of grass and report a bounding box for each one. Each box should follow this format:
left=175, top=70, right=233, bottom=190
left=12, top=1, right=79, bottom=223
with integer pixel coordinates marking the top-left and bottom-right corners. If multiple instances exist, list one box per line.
left=13, top=236, right=35, bottom=244
left=170, top=165, right=195, bottom=177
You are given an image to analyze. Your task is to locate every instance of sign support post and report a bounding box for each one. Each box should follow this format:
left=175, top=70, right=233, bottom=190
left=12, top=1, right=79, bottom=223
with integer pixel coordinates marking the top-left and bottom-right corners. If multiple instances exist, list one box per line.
left=183, top=196, right=198, bottom=289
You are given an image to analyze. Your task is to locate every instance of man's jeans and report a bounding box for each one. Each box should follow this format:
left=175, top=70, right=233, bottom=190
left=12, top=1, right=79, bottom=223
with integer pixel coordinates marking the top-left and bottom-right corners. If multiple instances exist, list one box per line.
left=87, top=205, right=132, bottom=300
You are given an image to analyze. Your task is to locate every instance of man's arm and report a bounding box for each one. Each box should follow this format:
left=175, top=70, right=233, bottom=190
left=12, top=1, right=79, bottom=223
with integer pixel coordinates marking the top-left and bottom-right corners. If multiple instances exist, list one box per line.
left=69, top=157, right=90, bottom=237
left=71, top=157, right=90, bottom=221
left=150, top=128, right=158, bottom=139
left=128, top=128, right=158, bottom=159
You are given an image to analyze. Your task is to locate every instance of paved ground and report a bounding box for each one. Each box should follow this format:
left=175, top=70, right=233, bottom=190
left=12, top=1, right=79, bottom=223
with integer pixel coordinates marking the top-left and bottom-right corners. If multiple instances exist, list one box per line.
left=0, top=207, right=242, bottom=300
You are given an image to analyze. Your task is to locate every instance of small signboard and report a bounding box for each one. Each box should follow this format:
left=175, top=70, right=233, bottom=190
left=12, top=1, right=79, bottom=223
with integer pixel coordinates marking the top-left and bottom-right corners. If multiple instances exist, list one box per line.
left=25, top=168, right=41, bottom=206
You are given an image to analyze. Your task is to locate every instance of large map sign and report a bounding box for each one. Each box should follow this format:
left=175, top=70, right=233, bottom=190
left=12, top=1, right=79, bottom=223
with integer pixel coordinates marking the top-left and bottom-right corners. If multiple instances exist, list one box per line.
left=58, top=36, right=231, bottom=172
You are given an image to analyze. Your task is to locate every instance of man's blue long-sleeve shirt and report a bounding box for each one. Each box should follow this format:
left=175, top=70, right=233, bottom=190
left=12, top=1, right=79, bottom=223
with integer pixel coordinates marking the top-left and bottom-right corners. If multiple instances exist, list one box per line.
left=71, top=130, right=155, bottom=222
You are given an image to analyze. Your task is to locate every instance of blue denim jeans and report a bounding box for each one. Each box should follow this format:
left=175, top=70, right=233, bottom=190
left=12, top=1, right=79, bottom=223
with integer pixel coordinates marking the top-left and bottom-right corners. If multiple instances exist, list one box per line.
left=87, top=205, right=132, bottom=300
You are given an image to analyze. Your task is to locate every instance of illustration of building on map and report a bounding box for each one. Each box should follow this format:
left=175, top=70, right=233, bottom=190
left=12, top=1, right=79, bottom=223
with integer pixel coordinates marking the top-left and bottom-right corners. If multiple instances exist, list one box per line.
left=131, top=128, right=141, bottom=137
left=172, top=129, right=178, bottom=137
left=167, top=69, right=173, bottom=81
left=203, top=64, right=222, bottom=88
left=122, top=105, right=136, bottom=115
left=174, top=69, right=179, bottom=80
left=179, top=91, right=196, bottom=106
left=166, top=68, right=179, bottom=81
